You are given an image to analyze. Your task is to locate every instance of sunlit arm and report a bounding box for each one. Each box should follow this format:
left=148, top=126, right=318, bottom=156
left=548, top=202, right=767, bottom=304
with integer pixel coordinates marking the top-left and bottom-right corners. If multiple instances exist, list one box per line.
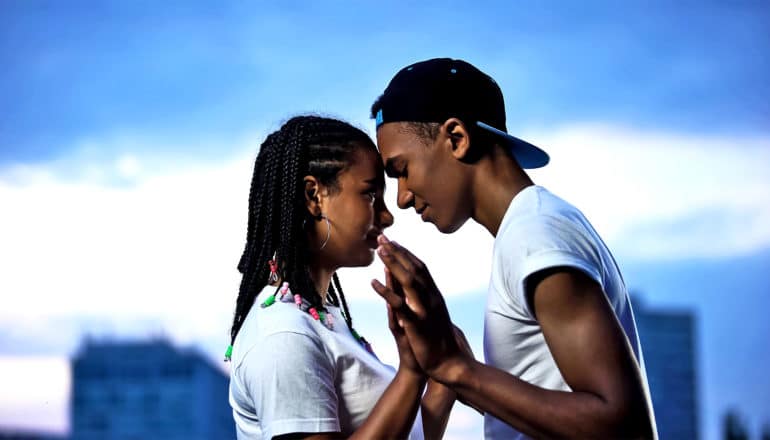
left=435, top=269, right=655, bottom=439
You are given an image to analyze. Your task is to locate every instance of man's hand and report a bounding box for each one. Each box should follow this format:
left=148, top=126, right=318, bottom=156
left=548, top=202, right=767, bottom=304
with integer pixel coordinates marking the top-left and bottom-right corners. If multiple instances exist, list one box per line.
left=371, top=234, right=467, bottom=381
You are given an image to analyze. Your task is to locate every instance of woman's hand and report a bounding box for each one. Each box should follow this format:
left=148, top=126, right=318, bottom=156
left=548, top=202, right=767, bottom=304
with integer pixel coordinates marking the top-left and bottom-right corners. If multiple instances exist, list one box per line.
left=385, top=267, right=423, bottom=376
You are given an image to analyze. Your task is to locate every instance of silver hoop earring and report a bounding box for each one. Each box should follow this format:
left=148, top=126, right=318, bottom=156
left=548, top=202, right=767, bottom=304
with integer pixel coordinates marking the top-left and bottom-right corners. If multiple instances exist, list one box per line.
left=319, top=214, right=331, bottom=250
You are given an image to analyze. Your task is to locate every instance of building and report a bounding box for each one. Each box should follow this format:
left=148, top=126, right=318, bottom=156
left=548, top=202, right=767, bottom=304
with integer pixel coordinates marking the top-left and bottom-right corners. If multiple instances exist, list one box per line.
left=71, top=339, right=234, bottom=440
left=634, top=298, right=699, bottom=440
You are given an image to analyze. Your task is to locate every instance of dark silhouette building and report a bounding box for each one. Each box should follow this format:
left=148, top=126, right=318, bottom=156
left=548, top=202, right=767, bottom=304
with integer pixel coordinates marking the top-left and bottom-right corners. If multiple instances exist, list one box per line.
left=634, top=298, right=699, bottom=440
left=70, top=339, right=234, bottom=440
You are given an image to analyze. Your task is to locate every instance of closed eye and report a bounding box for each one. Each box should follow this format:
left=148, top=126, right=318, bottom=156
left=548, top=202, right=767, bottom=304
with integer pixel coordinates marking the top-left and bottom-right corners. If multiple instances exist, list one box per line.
left=385, top=157, right=407, bottom=179
left=363, top=188, right=378, bottom=203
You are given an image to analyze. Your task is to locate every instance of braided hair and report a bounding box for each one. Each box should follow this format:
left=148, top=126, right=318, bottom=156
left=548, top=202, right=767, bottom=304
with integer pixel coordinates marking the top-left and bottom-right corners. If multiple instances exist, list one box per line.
left=230, top=115, right=375, bottom=345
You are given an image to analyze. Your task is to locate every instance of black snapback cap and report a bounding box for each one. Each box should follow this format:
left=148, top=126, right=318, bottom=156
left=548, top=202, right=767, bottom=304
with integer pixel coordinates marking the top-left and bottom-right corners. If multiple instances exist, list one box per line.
left=374, top=58, right=549, bottom=169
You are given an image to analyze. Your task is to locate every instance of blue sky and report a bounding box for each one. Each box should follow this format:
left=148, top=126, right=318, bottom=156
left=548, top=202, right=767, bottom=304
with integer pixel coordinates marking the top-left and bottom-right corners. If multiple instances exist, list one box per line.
left=2, top=1, right=768, bottom=163
left=1, top=1, right=769, bottom=439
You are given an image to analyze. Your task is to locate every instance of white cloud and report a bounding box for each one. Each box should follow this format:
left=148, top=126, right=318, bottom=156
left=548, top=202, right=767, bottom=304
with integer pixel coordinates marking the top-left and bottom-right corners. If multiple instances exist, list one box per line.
left=524, top=124, right=770, bottom=260
left=0, top=356, right=70, bottom=434
left=115, top=154, right=142, bottom=180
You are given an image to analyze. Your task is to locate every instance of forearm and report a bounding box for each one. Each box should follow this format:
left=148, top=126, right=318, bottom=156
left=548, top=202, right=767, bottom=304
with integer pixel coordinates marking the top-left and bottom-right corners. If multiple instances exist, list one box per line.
left=349, top=368, right=426, bottom=440
left=420, top=379, right=456, bottom=440
left=439, top=358, right=652, bottom=439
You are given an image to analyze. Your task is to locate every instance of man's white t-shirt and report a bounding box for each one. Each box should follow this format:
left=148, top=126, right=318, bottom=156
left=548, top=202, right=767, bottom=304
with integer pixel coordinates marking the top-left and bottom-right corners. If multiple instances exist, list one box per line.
left=229, top=286, right=424, bottom=440
left=483, top=185, right=655, bottom=439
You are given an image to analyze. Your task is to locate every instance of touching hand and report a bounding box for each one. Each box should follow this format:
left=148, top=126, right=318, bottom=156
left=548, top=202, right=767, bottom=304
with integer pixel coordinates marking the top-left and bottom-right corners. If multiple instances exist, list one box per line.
left=371, top=235, right=467, bottom=381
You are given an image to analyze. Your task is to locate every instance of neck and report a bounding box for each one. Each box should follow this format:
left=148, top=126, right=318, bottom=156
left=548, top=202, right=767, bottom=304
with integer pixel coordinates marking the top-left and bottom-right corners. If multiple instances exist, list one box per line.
left=470, top=146, right=534, bottom=236
left=309, top=260, right=335, bottom=304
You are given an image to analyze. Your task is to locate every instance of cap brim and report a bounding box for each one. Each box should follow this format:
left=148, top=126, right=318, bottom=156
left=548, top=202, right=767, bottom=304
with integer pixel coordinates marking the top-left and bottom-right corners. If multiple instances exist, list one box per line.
left=476, top=121, right=549, bottom=169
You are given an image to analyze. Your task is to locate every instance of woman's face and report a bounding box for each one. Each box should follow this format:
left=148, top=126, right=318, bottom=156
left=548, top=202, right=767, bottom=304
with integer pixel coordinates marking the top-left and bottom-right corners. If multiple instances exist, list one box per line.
left=314, top=146, right=393, bottom=268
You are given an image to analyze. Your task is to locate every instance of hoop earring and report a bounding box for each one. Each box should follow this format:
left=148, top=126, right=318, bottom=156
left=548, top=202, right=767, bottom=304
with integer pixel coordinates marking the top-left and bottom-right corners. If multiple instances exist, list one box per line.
left=319, top=214, right=331, bottom=250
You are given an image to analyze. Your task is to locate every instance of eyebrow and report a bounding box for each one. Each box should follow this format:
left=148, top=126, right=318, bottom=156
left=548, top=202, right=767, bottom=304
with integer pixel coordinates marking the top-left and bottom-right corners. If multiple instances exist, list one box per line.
left=364, top=176, right=386, bottom=190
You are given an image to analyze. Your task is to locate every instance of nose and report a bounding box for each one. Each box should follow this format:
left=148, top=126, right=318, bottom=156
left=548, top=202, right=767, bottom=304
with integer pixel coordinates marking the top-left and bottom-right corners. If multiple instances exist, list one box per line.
left=377, top=201, right=394, bottom=230
left=396, top=179, right=414, bottom=210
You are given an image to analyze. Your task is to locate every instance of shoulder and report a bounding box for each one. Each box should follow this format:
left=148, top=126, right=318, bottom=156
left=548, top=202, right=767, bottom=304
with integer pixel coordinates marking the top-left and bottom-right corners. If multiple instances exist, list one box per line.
left=497, top=187, right=592, bottom=259
left=232, top=296, right=328, bottom=371
left=493, top=187, right=607, bottom=318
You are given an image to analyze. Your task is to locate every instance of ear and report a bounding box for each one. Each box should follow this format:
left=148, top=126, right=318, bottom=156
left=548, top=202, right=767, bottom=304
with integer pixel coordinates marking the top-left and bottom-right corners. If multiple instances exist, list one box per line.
left=303, top=176, right=324, bottom=217
left=441, top=118, right=472, bottom=161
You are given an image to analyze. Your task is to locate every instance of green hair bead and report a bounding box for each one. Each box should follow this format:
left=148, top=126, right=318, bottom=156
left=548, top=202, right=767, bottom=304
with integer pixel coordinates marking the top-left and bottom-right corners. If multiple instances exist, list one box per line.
left=224, top=345, right=233, bottom=362
left=260, top=294, right=276, bottom=308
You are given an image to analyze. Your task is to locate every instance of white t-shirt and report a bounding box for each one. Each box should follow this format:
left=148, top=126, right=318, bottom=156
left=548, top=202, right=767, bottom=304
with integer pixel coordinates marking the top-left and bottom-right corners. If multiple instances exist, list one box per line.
left=229, top=285, right=424, bottom=440
left=483, top=185, right=655, bottom=439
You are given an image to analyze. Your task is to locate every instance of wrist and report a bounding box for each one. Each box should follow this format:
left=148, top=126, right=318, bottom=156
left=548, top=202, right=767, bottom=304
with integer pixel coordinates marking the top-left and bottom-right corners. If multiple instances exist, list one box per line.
left=426, top=378, right=457, bottom=400
left=431, top=354, right=474, bottom=388
left=397, top=365, right=427, bottom=383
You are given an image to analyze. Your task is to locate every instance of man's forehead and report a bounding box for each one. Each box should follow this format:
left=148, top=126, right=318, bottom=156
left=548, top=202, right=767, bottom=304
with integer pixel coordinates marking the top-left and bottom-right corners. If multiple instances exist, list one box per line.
left=376, top=123, right=420, bottom=158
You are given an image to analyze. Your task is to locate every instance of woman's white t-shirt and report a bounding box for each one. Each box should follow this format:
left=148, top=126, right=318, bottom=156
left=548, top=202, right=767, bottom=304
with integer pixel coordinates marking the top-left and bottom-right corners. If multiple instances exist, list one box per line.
left=229, top=286, right=424, bottom=440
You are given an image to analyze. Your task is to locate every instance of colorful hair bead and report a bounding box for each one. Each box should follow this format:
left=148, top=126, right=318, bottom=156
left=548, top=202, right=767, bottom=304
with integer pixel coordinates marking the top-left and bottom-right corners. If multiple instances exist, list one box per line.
left=260, top=293, right=276, bottom=308
left=309, top=307, right=320, bottom=320
left=224, top=345, right=233, bottom=362
left=268, top=257, right=279, bottom=284
left=294, top=294, right=302, bottom=308
left=279, top=281, right=290, bottom=298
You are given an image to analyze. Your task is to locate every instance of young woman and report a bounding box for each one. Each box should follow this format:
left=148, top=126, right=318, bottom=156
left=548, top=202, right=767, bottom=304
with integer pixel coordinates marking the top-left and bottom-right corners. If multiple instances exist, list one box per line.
left=226, top=116, right=456, bottom=439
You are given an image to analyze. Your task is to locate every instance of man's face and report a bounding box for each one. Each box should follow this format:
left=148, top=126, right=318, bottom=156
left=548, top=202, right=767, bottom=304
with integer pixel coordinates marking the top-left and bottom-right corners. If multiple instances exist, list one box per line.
left=376, top=122, right=472, bottom=234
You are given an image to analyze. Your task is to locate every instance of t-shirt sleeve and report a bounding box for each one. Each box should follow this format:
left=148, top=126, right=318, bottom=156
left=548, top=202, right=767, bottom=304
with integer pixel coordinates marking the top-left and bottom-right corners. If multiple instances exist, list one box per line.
left=237, top=331, right=340, bottom=439
left=503, top=215, right=604, bottom=321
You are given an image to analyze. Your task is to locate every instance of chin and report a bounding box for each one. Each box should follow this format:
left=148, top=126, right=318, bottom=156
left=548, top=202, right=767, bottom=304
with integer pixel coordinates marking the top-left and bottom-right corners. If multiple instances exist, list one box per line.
left=345, top=249, right=375, bottom=268
left=435, top=217, right=468, bottom=234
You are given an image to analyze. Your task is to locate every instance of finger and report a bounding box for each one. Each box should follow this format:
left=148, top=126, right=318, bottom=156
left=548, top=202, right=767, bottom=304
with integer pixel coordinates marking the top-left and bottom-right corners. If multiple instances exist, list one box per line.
left=386, top=303, right=400, bottom=332
left=379, top=242, right=420, bottom=281
left=378, top=246, right=427, bottom=318
left=377, top=245, right=413, bottom=290
left=384, top=267, right=404, bottom=297
left=393, top=308, right=419, bottom=335
left=390, top=239, right=426, bottom=272
left=382, top=240, right=434, bottom=318
left=379, top=234, right=420, bottom=276
left=371, top=279, right=405, bottom=310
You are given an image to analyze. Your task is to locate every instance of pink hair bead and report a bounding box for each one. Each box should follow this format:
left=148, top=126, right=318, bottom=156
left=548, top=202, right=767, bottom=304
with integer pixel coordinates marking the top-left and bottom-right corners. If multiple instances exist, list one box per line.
left=308, top=307, right=320, bottom=320
left=294, top=294, right=302, bottom=307
left=279, top=282, right=290, bottom=298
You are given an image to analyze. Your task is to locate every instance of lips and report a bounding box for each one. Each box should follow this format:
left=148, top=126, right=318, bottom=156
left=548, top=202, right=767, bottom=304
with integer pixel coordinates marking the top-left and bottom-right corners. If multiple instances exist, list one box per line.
left=416, top=205, right=429, bottom=221
left=365, top=231, right=381, bottom=248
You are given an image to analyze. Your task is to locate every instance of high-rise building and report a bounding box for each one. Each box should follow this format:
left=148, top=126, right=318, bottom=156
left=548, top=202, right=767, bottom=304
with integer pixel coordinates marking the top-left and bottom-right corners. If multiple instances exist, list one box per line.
left=71, top=339, right=234, bottom=440
left=633, top=298, right=699, bottom=440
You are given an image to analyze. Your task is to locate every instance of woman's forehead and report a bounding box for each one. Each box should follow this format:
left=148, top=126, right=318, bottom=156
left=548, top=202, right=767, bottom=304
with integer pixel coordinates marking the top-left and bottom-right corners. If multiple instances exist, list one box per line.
left=344, top=148, right=385, bottom=186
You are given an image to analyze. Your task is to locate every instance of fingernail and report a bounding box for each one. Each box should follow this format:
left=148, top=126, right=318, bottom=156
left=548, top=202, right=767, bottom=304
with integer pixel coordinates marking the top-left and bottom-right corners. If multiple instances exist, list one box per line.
left=377, top=246, right=389, bottom=256
left=378, top=234, right=390, bottom=244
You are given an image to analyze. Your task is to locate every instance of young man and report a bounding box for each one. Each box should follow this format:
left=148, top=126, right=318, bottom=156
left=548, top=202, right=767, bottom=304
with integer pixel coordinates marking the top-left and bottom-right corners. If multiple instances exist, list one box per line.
left=369, top=58, right=657, bottom=439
